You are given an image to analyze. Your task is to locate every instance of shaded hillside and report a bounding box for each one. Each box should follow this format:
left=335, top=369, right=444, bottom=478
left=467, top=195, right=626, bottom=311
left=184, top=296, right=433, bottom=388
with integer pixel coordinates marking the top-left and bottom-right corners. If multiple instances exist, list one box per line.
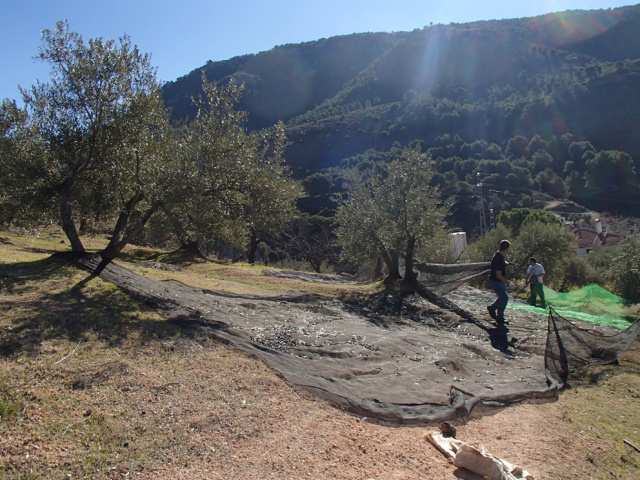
left=162, top=5, right=640, bottom=225
left=162, top=32, right=394, bottom=128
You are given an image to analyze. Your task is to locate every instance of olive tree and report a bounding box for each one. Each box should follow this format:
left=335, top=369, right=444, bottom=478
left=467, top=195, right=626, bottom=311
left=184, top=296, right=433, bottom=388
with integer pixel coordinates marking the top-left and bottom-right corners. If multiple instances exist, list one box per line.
left=0, top=99, right=30, bottom=226
left=336, top=146, right=451, bottom=288
left=280, top=214, right=338, bottom=273
left=159, top=76, right=299, bottom=259
left=240, top=123, right=300, bottom=263
left=335, top=168, right=398, bottom=281
left=5, top=21, right=172, bottom=262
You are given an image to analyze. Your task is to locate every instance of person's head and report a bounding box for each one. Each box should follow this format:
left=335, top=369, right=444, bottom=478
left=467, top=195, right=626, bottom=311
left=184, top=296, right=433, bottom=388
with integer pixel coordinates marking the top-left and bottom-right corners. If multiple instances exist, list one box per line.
left=529, top=257, right=537, bottom=265
left=499, top=240, right=511, bottom=252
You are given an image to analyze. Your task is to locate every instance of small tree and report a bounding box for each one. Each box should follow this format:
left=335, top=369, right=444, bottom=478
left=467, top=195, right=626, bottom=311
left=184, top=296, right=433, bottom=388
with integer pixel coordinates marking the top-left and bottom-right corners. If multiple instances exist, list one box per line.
left=160, top=76, right=249, bottom=256
left=160, top=76, right=299, bottom=260
left=336, top=146, right=451, bottom=288
left=608, top=233, right=640, bottom=303
left=281, top=214, right=337, bottom=273
left=335, top=170, right=399, bottom=281
left=240, top=123, right=300, bottom=264
left=496, top=208, right=559, bottom=237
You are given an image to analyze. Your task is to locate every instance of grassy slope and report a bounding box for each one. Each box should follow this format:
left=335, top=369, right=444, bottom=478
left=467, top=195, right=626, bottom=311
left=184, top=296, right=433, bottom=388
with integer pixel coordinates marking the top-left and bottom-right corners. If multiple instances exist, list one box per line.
left=1, top=229, right=639, bottom=478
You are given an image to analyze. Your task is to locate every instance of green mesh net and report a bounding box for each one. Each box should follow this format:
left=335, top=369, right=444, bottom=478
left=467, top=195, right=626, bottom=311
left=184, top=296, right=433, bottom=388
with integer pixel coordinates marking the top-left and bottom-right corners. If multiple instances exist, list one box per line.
left=511, top=284, right=634, bottom=328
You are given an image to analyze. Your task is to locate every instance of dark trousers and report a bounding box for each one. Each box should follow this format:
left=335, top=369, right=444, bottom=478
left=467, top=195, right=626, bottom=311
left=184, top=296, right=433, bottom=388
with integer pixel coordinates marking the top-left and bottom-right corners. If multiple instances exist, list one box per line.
left=488, top=278, right=508, bottom=318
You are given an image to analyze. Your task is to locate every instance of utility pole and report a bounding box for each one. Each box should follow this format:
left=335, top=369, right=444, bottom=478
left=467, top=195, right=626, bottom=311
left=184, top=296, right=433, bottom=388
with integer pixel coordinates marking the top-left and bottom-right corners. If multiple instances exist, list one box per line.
left=488, top=189, right=500, bottom=231
left=476, top=172, right=487, bottom=235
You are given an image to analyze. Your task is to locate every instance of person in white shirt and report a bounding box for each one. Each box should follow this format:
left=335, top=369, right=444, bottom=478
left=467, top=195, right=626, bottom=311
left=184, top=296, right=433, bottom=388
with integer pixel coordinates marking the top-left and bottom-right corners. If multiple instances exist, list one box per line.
left=525, top=257, right=546, bottom=308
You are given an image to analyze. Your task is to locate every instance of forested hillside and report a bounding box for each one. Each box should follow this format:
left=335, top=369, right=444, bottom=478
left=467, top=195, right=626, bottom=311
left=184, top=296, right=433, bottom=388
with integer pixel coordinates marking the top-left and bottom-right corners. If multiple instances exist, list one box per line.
left=162, top=5, right=640, bottom=235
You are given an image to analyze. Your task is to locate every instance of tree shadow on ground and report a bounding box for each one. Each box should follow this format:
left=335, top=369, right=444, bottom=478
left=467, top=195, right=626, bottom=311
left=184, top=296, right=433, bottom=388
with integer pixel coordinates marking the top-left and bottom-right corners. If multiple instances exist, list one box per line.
left=0, top=255, right=203, bottom=358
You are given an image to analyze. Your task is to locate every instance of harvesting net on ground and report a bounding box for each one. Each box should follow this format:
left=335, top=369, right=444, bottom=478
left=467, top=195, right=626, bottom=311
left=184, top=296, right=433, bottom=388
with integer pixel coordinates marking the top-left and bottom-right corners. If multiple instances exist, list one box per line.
left=71, top=254, right=640, bottom=424
left=511, top=284, right=634, bottom=328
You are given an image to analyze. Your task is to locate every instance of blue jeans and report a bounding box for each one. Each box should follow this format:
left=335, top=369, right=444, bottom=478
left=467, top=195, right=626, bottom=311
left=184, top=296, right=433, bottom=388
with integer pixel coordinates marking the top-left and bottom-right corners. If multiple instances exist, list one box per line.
left=488, top=279, right=509, bottom=319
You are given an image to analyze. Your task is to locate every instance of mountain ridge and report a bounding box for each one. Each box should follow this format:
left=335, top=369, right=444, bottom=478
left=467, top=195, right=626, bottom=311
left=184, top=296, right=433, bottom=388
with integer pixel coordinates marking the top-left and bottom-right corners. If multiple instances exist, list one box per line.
left=162, top=4, right=640, bottom=228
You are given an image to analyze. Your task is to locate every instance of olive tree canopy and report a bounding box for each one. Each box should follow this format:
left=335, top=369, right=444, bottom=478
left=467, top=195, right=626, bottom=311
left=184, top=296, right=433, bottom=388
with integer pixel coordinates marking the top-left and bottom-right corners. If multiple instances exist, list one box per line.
left=5, top=20, right=172, bottom=262
left=336, top=146, right=451, bottom=287
left=156, top=76, right=300, bottom=260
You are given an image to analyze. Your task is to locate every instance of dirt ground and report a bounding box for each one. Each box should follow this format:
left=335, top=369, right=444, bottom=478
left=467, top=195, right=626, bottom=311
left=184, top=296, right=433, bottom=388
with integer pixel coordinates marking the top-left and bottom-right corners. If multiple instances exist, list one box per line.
left=128, top=354, right=583, bottom=480
left=3, top=252, right=639, bottom=479
left=146, top=333, right=636, bottom=480
left=75, top=332, right=614, bottom=480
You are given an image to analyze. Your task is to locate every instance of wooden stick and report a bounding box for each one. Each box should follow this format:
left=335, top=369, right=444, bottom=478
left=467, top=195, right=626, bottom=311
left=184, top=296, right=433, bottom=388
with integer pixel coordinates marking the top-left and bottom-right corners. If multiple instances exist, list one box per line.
left=624, top=439, right=640, bottom=453
left=52, top=341, right=81, bottom=366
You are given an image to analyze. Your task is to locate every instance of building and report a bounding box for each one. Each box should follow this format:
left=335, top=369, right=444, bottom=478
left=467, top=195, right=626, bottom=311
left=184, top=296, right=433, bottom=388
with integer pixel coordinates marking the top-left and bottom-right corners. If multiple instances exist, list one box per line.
left=449, top=232, right=467, bottom=260
left=572, top=219, right=620, bottom=255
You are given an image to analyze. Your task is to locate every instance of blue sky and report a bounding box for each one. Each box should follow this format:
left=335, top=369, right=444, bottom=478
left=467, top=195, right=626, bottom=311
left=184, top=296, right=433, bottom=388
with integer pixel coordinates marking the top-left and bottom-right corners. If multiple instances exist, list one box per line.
left=1, top=0, right=637, bottom=102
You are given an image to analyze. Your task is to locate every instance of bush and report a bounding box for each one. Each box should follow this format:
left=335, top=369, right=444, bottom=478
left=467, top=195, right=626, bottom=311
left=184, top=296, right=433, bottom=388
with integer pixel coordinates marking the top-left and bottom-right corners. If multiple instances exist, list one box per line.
left=560, top=255, right=595, bottom=291
left=511, top=221, right=578, bottom=289
left=468, top=220, right=578, bottom=290
left=467, top=225, right=512, bottom=263
left=607, top=233, right=640, bottom=303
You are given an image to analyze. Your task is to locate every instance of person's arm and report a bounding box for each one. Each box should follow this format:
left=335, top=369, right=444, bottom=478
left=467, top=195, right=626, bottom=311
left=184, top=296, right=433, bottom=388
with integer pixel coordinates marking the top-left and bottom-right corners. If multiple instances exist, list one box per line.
left=496, top=270, right=515, bottom=287
left=526, top=265, right=534, bottom=282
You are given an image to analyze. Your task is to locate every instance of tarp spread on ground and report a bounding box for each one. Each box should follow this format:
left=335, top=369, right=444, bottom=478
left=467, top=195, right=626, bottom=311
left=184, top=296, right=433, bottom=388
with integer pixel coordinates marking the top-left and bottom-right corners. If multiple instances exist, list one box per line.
left=72, top=254, right=640, bottom=424
left=414, top=261, right=490, bottom=296
left=511, top=284, right=633, bottom=328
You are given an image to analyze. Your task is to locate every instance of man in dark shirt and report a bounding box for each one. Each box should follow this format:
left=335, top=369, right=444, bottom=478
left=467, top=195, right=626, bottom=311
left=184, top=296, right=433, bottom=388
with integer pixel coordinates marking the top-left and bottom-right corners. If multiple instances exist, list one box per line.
left=487, top=239, right=515, bottom=325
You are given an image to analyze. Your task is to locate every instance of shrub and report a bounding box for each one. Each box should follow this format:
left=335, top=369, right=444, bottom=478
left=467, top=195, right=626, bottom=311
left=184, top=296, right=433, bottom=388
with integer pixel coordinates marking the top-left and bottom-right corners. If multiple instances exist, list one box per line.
left=608, top=233, right=640, bottom=303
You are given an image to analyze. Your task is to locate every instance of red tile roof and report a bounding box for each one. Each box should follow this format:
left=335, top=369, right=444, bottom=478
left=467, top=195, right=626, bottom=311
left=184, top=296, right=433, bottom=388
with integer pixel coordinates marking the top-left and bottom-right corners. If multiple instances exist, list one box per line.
left=572, top=228, right=620, bottom=249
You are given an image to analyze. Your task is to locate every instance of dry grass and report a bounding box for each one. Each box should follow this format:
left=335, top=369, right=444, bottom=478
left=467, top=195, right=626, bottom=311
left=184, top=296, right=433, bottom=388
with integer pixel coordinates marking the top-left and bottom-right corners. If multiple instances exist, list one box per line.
left=1, top=229, right=640, bottom=479
left=554, top=349, right=640, bottom=477
left=0, top=230, right=382, bottom=479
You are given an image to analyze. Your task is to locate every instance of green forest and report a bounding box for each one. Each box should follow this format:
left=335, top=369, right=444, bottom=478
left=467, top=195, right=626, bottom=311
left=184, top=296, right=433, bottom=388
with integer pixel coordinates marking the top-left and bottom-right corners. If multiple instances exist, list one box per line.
left=163, top=4, right=640, bottom=234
